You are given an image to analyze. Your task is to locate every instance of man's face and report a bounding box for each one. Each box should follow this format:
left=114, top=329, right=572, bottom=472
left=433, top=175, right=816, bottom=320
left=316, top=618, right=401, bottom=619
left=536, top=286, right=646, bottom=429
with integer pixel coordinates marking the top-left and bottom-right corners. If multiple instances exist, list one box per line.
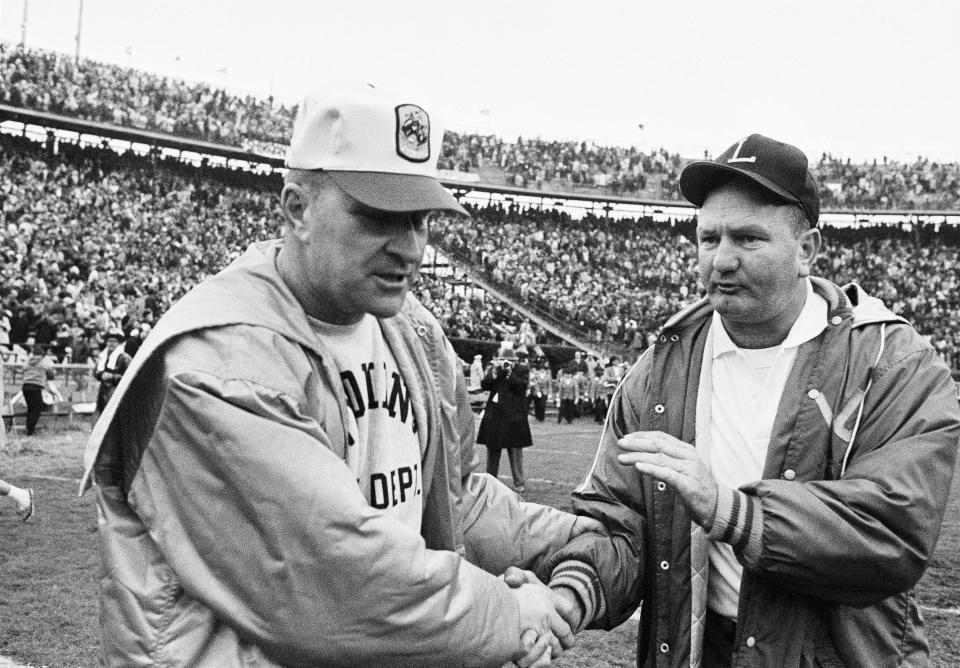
left=696, top=183, right=818, bottom=341
left=292, top=180, right=429, bottom=324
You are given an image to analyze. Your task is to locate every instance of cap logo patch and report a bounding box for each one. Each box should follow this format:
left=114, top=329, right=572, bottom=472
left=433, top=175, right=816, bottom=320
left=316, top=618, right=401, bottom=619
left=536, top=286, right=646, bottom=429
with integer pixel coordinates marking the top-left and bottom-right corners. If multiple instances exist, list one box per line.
left=727, top=137, right=757, bottom=164
left=395, top=104, right=431, bottom=163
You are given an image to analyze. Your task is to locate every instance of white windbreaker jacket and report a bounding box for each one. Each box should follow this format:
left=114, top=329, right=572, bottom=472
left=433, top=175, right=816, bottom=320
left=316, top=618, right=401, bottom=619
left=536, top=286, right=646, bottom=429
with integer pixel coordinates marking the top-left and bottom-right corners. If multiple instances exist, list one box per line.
left=81, top=240, right=593, bottom=667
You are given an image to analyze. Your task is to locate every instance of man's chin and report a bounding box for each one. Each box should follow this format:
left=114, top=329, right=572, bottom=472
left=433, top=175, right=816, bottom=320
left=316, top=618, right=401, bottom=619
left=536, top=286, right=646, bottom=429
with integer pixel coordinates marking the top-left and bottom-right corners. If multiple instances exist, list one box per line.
left=708, top=292, right=735, bottom=310
left=708, top=294, right=752, bottom=319
left=366, top=295, right=409, bottom=319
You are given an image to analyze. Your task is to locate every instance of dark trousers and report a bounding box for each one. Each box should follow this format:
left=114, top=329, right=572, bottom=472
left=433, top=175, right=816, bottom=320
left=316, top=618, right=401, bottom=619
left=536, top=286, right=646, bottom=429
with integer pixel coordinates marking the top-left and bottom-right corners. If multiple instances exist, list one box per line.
left=703, top=608, right=736, bottom=668
left=532, top=395, right=547, bottom=422
left=558, top=399, right=576, bottom=423
left=486, top=447, right=525, bottom=488
left=594, top=396, right=609, bottom=422
left=22, top=383, right=44, bottom=435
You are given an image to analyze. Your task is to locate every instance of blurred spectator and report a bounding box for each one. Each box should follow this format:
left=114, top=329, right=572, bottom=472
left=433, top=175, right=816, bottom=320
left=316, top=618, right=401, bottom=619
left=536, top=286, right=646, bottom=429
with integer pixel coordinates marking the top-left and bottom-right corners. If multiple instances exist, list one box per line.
left=19, top=344, right=54, bottom=435
left=94, top=329, right=131, bottom=413
left=528, top=357, right=552, bottom=423
left=0, top=308, right=10, bottom=349
left=555, top=365, right=579, bottom=425
left=468, top=354, right=484, bottom=393
left=477, top=355, right=532, bottom=492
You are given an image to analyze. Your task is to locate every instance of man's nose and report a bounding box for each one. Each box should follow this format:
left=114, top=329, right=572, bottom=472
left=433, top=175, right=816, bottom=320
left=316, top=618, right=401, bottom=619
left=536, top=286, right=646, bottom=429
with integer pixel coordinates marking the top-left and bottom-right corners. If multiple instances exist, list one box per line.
left=712, top=238, right=739, bottom=273
left=387, top=220, right=427, bottom=263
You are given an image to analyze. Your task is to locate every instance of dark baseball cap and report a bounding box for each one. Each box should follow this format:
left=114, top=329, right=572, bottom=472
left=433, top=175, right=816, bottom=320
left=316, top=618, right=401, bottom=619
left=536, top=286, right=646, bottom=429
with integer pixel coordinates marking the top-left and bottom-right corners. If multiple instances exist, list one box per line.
left=679, top=134, right=820, bottom=225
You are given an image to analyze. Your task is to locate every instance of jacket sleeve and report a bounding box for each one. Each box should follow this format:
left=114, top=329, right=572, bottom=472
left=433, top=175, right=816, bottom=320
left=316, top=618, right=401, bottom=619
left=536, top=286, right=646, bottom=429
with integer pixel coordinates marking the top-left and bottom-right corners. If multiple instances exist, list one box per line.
left=709, top=327, right=960, bottom=606
left=544, top=355, right=653, bottom=630
left=129, top=369, right=523, bottom=668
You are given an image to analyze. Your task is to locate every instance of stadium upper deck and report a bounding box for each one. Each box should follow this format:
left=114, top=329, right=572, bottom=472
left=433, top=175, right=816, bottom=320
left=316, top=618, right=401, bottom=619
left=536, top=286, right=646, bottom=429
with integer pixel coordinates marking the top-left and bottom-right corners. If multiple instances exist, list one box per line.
left=1, top=41, right=957, bottom=213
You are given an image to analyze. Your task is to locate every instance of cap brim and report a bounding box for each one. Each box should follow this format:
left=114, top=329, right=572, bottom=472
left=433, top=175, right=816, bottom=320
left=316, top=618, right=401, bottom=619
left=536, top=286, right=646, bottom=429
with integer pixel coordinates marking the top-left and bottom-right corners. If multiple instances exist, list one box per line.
left=679, top=161, right=800, bottom=209
left=327, top=171, right=468, bottom=215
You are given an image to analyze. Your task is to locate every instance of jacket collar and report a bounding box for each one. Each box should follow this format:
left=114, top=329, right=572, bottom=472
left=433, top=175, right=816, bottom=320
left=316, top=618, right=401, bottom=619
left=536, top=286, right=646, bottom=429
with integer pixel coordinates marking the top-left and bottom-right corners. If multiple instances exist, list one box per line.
left=144, top=240, right=323, bottom=357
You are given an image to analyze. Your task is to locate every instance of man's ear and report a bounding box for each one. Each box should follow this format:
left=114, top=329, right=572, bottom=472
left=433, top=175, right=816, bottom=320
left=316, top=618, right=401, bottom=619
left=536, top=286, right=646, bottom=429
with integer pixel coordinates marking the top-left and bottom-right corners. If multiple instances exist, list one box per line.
left=280, top=183, right=310, bottom=242
left=797, top=227, right=821, bottom=277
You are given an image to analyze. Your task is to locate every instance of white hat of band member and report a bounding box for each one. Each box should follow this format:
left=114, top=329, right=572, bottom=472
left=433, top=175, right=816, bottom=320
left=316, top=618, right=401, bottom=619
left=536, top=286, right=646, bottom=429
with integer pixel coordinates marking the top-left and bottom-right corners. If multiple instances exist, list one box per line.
left=285, top=81, right=467, bottom=215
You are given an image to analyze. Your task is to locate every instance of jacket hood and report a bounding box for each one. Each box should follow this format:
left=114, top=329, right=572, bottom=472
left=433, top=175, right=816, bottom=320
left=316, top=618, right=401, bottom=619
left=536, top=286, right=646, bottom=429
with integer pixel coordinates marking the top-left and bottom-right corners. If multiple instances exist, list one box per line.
left=145, top=240, right=322, bottom=357
left=659, top=276, right=906, bottom=335
left=839, top=280, right=908, bottom=328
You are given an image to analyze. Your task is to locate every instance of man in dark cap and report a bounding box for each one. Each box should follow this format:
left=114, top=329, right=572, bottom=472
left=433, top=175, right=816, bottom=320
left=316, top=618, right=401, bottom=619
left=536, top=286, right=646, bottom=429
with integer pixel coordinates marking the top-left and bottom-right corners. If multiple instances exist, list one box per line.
left=527, top=134, right=960, bottom=666
left=93, top=328, right=130, bottom=414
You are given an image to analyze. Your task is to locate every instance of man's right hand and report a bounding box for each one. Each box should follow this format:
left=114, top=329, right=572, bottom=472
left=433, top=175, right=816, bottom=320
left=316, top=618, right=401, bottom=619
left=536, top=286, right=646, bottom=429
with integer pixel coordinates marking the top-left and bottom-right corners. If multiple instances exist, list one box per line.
left=512, top=629, right=553, bottom=668
left=511, top=581, right=573, bottom=665
left=549, top=586, right=584, bottom=633
left=504, top=567, right=585, bottom=632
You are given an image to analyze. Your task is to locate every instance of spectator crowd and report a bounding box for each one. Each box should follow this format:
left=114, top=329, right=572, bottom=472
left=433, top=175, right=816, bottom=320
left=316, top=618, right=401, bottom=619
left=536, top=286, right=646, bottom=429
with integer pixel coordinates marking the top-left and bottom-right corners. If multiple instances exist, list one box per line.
left=3, top=42, right=958, bottom=209
left=0, top=132, right=535, bottom=371
left=438, top=130, right=684, bottom=197
left=434, top=201, right=960, bottom=371
left=3, top=45, right=960, bottom=380
left=433, top=204, right=699, bottom=350
left=0, top=130, right=281, bottom=369
left=0, top=42, right=295, bottom=148
left=4, top=127, right=960, bottom=380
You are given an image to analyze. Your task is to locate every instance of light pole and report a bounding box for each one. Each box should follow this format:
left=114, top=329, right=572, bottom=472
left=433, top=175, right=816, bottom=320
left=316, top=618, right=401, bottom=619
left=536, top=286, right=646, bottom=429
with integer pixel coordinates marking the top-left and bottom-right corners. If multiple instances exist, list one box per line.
left=74, top=0, right=84, bottom=63
left=20, top=0, right=28, bottom=46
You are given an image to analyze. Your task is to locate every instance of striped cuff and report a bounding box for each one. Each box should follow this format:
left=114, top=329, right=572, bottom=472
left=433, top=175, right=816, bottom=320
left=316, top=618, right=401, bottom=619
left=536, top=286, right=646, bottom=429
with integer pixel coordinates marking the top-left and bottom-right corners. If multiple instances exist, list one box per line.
left=706, top=486, right=763, bottom=567
left=549, top=560, right=606, bottom=633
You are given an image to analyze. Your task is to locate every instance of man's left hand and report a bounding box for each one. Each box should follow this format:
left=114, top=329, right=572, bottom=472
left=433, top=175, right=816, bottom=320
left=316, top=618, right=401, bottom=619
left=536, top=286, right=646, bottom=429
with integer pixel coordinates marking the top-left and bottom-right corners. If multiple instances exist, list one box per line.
left=617, top=431, right=717, bottom=529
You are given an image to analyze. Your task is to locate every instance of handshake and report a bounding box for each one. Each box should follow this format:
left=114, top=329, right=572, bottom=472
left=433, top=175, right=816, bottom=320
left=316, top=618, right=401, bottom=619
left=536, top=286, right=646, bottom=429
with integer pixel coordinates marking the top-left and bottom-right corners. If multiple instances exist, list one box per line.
left=502, top=567, right=586, bottom=668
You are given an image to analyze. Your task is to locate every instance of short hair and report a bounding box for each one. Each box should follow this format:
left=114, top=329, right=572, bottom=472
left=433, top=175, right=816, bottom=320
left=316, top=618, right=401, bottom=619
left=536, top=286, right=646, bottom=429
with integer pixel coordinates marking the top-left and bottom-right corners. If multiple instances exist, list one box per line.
left=284, top=168, right=333, bottom=194
left=281, top=170, right=335, bottom=241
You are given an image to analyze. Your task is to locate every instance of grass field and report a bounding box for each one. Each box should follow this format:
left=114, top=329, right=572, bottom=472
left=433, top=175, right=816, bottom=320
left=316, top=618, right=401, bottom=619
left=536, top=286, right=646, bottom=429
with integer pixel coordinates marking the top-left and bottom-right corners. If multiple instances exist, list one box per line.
left=1, top=417, right=958, bottom=667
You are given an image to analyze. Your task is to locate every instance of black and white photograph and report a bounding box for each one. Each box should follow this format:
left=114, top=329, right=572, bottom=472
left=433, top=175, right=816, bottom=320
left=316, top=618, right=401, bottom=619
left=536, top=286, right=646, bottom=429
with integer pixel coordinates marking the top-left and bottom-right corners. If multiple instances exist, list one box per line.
left=1, top=1, right=958, bottom=666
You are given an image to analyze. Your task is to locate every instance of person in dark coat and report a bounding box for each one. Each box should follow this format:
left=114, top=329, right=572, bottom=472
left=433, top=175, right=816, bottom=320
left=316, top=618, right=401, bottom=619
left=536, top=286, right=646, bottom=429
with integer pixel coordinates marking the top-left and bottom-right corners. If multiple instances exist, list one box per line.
left=476, top=352, right=532, bottom=492
left=94, top=329, right=132, bottom=414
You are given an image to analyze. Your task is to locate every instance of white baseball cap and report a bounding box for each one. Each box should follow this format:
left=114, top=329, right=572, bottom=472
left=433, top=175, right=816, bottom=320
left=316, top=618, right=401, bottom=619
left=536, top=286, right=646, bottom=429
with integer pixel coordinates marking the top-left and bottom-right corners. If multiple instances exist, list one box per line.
left=285, top=81, right=467, bottom=215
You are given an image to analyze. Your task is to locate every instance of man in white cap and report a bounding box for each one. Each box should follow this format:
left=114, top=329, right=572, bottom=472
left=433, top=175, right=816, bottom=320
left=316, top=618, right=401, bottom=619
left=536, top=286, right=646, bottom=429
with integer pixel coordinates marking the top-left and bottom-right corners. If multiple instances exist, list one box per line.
left=81, top=82, right=594, bottom=667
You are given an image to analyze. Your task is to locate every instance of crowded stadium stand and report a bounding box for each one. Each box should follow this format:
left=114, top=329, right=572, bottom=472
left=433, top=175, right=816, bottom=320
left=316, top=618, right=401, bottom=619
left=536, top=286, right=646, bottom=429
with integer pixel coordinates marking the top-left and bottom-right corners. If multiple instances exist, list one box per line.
left=3, top=41, right=960, bottom=426
left=3, top=42, right=958, bottom=208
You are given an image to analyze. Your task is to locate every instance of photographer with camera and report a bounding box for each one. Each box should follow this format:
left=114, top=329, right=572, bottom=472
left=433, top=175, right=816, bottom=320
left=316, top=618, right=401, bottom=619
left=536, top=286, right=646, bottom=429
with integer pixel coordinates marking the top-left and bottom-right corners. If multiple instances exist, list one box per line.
left=477, top=351, right=533, bottom=493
